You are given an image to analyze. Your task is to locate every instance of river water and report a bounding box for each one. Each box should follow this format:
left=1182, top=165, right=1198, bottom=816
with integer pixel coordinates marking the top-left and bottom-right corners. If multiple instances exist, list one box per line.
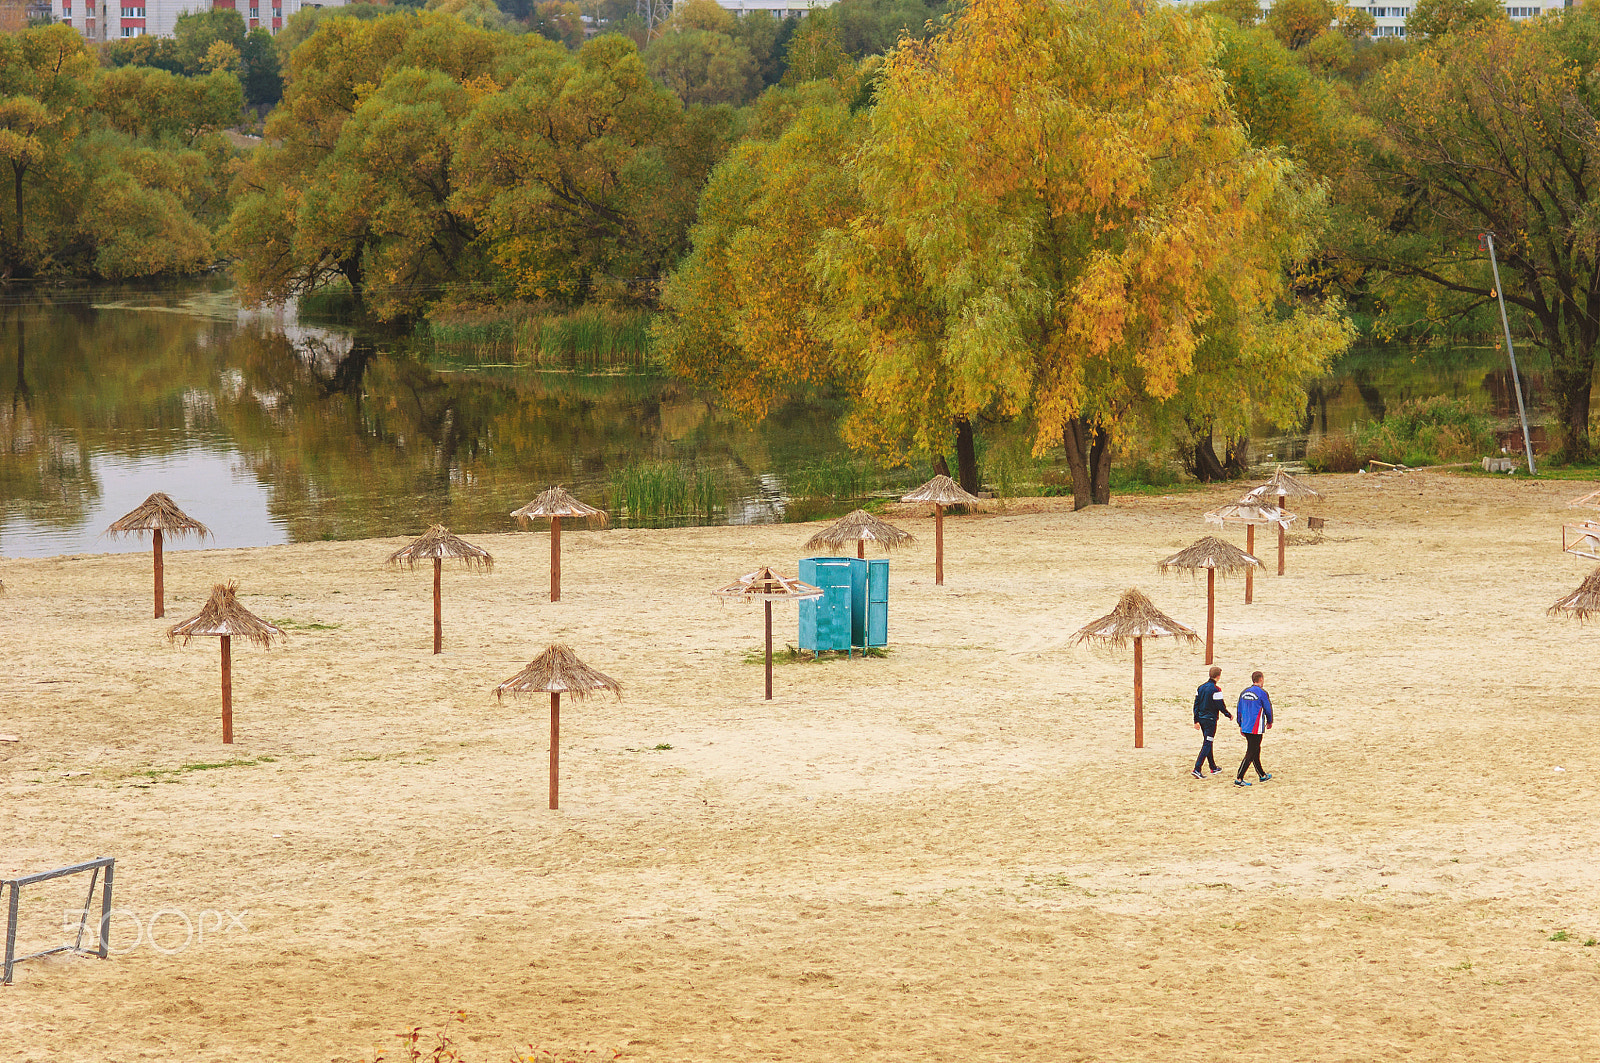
left=0, top=284, right=1565, bottom=558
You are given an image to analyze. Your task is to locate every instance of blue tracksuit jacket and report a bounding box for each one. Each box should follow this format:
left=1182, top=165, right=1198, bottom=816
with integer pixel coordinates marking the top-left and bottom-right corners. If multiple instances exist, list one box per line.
left=1192, top=680, right=1232, bottom=724
left=1236, top=685, right=1273, bottom=734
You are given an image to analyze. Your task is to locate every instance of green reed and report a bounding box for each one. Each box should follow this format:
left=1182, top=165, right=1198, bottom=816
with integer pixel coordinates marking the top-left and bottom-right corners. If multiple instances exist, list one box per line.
left=609, top=461, right=723, bottom=525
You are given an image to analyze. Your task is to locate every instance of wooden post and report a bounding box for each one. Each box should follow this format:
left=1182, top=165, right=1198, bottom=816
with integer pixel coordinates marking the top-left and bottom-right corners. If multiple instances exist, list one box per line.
left=432, top=557, right=442, bottom=655
left=1245, top=525, right=1255, bottom=605
left=1205, top=568, right=1215, bottom=666
left=1133, top=636, right=1144, bottom=749
left=857, top=540, right=864, bottom=560
left=935, top=504, right=945, bottom=586
left=550, top=515, right=561, bottom=603
left=152, top=528, right=164, bottom=619
left=549, top=691, right=560, bottom=810
left=1277, top=491, right=1286, bottom=576
left=220, top=635, right=233, bottom=745
left=764, top=599, right=773, bottom=701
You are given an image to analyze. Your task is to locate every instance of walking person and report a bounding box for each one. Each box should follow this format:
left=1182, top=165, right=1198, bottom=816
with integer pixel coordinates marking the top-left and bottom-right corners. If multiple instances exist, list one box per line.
left=1234, top=670, right=1273, bottom=787
left=1191, top=665, right=1231, bottom=779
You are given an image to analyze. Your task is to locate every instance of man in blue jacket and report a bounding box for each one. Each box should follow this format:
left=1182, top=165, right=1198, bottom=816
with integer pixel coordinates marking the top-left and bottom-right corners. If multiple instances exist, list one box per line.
left=1234, top=671, right=1273, bottom=787
left=1191, top=665, right=1231, bottom=779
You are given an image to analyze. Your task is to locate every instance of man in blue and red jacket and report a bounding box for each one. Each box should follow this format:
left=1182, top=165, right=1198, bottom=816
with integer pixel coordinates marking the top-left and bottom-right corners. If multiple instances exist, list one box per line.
left=1234, top=671, right=1273, bottom=787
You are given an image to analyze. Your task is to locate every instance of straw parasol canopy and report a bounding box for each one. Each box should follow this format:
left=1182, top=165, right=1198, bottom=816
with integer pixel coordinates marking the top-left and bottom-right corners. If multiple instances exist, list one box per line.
left=1549, top=566, right=1600, bottom=622
left=496, top=643, right=621, bottom=810
left=803, top=509, right=916, bottom=559
left=1158, top=536, right=1262, bottom=665
left=495, top=643, right=622, bottom=701
left=510, top=486, right=607, bottom=603
left=106, top=492, right=211, bottom=619
left=387, top=525, right=492, bottom=654
left=714, top=567, right=823, bottom=701
left=1075, top=588, right=1197, bottom=749
left=901, top=475, right=981, bottom=586
left=1204, top=501, right=1294, bottom=604
left=167, top=582, right=284, bottom=744
left=1245, top=471, right=1320, bottom=577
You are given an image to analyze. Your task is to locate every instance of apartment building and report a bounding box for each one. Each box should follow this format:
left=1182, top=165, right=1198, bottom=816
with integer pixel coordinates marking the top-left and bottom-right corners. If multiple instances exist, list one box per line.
left=1166, top=0, right=1574, bottom=39
left=54, top=0, right=345, bottom=41
left=699, top=0, right=836, bottom=18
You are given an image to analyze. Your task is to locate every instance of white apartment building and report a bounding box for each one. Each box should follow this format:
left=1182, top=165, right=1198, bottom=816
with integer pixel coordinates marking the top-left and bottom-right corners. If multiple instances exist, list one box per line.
left=55, top=0, right=345, bottom=42
left=696, top=0, right=836, bottom=18
left=1166, top=0, right=1573, bottom=39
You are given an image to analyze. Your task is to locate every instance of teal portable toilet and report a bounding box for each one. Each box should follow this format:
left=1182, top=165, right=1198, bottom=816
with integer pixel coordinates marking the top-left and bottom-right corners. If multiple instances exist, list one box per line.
left=798, top=557, right=856, bottom=654
left=849, top=558, right=889, bottom=648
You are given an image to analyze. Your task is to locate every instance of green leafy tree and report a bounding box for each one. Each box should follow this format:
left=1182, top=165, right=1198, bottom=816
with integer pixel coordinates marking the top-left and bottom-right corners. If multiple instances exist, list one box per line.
left=241, top=27, right=283, bottom=111
left=174, top=8, right=247, bottom=74
left=1406, top=0, right=1504, bottom=40
left=1358, top=13, right=1600, bottom=460
left=529, top=0, right=585, bottom=48
left=1262, top=0, right=1374, bottom=51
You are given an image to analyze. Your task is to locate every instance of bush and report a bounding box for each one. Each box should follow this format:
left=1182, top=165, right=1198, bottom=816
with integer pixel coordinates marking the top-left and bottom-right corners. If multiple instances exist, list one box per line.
left=1353, top=395, right=1498, bottom=467
left=1306, top=434, right=1364, bottom=473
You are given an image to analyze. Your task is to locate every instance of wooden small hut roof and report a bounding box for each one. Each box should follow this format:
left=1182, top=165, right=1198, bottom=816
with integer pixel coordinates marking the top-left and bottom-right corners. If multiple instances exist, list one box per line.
left=511, top=486, right=608, bottom=527
left=1569, top=488, right=1600, bottom=511
left=386, top=525, right=493, bottom=570
left=1244, top=469, right=1322, bottom=502
left=1549, top=567, right=1600, bottom=622
left=1074, top=588, right=1198, bottom=647
left=803, top=509, right=916, bottom=554
left=901, top=475, right=981, bottom=507
left=106, top=492, right=210, bottom=541
left=167, top=582, right=285, bottom=647
left=714, top=566, right=823, bottom=602
left=1158, top=536, right=1262, bottom=576
left=1205, top=501, right=1295, bottom=529
left=495, top=644, right=621, bottom=700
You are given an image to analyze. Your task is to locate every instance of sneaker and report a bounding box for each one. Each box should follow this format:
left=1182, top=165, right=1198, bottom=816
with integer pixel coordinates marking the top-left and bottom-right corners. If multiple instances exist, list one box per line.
left=1191, top=770, right=1204, bottom=779
left=1233, top=778, right=1251, bottom=787
left=1209, top=767, right=1225, bottom=777
left=1258, top=773, right=1273, bottom=782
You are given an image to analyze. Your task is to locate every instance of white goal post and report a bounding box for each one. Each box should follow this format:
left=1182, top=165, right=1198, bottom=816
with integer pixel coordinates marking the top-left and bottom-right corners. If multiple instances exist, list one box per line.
left=2, top=857, right=114, bottom=985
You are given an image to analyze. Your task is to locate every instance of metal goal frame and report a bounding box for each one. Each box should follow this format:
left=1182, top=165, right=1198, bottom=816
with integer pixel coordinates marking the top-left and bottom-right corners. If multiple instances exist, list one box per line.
left=2, top=857, right=114, bottom=985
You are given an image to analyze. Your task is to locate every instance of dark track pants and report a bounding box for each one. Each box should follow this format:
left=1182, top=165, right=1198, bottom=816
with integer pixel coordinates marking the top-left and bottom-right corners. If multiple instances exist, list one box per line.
left=1236, top=732, right=1266, bottom=781
left=1193, top=719, right=1219, bottom=774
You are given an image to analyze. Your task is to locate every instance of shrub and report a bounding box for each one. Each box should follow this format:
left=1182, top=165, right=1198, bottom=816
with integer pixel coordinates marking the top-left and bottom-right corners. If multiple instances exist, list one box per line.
left=1353, top=395, right=1498, bottom=467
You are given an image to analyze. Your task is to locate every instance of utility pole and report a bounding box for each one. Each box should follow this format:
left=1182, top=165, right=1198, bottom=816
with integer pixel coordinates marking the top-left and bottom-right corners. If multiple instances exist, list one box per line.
left=1480, top=231, right=1537, bottom=475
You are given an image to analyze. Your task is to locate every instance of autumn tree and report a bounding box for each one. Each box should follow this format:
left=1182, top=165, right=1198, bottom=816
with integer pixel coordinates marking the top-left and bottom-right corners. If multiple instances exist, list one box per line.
left=821, top=0, right=1349, bottom=506
left=1406, top=0, right=1504, bottom=40
left=1359, top=13, right=1600, bottom=461
left=1262, top=0, right=1374, bottom=52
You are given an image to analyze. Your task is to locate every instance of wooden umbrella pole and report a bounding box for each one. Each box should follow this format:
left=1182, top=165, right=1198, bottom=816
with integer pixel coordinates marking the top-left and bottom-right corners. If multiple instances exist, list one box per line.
left=550, top=515, right=561, bottom=603
left=935, top=504, right=945, bottom=586
left=1245, top=525, right=1255, bottom=605
left=1206, top=568, right=1215, bottom=666
left=1277, top=491, right=1286, bottom=576
left=1133, top=636, right=1144, bottom=749
left=220, top=635, right=233, bottom=745
left=764, top=599, right=773, bottom=701
left=549, top=691, right=560, bottom=810
left=432, top=557, right=442, bottom=655
left=153, top=528, right=165, bottom=619
left=857, top=540, right=864, bottom=560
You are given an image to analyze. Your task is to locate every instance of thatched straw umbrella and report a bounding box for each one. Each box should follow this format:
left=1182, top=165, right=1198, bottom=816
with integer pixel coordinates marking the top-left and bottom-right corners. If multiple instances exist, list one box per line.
left=802, top=509, right=916, bottom=559
left=1549, top=567, right=1600, bottom=622
left=1244, top=470, right=1322, bottom=576
left=496, top=644, right=620, bottom=810
left=900, top=475, right=980, bottom=585
left=510, top=486, right=608, bottom=603
left=1204, top=501, right=1294, bottom=605
left=1158, top=536, right=1261, bottom=666
left=1075, top=588, right=1197, bottom=748
left=167, top=582, right=285, bottom=744
left=106, top=492, right=210, bottom=619
left=386, top=526, right=493, bottom=654
left=714, top=567, right=823, bottom=700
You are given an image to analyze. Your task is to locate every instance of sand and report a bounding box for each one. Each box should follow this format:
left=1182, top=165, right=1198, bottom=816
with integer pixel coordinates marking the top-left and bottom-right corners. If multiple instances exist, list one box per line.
left=2, top=472, right=1598, bottom=1062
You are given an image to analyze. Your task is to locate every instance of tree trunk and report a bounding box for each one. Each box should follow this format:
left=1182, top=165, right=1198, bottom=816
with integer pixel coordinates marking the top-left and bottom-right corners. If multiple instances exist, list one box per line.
left=1552, top=361, right=1594, bottom=464
left=340, top=255, right=365, bottom=308
left=1222, top=434, right=1250, bottom=478
left=1187, top=428, right=1230, bottom=482
left=1062, top=417, right=1112, bottom=511
left=933, top=454, right=952, bottom=478
left=954, top=418, right=980, bottom=497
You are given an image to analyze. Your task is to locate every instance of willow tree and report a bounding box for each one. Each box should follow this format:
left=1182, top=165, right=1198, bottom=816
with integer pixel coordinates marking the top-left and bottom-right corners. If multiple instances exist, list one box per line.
left=816, top=0, right=1348, bottom=508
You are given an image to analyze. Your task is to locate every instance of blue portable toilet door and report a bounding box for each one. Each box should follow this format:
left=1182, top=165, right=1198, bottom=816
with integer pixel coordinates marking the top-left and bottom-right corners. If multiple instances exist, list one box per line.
left=798, top=557, right=856, bottom=654
left=865, top=558, right=888, bottom=647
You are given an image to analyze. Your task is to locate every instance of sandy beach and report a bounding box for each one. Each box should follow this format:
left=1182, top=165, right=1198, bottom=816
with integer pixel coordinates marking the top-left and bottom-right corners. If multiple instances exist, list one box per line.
left=2, top=471, right=1598, bottom=1062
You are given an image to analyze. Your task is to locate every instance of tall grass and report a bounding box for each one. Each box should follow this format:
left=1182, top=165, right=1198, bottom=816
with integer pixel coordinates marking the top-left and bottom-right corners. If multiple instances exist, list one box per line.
left=421, top=305, right=653, bottom=370
left=1338, top=395, right=1499, bottom=469
left=609, top=462, right=723, bottom=526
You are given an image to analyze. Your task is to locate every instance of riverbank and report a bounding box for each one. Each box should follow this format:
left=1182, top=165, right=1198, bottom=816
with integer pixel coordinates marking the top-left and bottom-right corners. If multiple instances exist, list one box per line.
left=2, top=473, right=1598, bottom=1061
